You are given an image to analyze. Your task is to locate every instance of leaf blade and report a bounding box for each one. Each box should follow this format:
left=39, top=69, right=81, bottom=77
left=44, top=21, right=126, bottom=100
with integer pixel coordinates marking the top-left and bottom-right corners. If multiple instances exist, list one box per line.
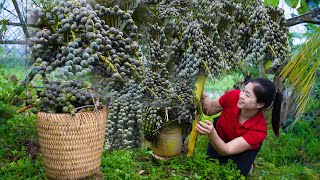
left=285, top=0, right=299, bottom=8
left=264, top=0, right=280, bottom=7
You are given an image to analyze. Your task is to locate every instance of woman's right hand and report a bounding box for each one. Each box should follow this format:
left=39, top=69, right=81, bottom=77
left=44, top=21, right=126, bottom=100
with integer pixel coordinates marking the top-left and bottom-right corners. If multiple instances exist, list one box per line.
left=201, top=92, right=223, bottom=116
left=201, top=91, right=207, bottom=101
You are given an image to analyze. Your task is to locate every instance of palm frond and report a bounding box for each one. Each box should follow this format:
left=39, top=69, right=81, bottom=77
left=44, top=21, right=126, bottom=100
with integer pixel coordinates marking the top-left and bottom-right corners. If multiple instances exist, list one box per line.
left=280, top=26, right=320, bottom=123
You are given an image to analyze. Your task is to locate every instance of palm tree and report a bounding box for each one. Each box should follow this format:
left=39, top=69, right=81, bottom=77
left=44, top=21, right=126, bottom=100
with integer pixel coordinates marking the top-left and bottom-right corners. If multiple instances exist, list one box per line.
left=279, top=25, right=320, bottom=124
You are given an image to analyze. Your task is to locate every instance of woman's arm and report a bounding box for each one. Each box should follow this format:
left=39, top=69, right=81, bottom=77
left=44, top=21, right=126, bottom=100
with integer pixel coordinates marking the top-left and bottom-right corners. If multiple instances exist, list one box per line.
left=196, top=121, right=252, bottom=156
left=201, top=92, right=223, bottom=116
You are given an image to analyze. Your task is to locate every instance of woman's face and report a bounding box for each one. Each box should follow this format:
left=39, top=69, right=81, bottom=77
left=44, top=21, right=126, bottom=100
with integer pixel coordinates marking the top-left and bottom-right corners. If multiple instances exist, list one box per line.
left=237, top=82, right=264, bottom=110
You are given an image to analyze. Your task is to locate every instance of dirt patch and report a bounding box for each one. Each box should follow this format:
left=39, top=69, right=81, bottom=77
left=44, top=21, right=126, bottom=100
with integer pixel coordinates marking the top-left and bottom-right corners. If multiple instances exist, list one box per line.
left=25, top=140, right=40, bottom=160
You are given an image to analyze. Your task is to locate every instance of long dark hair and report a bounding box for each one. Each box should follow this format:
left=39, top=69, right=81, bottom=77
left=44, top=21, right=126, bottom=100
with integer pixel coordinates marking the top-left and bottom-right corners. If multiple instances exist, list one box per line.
left=248, top=78, right=283, bottom=137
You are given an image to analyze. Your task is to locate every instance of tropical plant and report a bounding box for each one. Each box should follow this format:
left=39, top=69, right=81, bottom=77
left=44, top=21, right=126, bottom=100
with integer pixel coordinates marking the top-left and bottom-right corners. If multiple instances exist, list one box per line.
left=279, top=26, right=320, bottom=123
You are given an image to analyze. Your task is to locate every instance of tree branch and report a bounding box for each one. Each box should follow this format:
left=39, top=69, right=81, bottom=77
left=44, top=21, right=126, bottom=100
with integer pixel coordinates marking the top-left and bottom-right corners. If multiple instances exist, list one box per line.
left=0, top=39, right=31, bottom=44
left=285, top=7, right=320, bottom=27
left=11, top=0, right=30, bottom=38
left=5, top=21, right=37, bottom=27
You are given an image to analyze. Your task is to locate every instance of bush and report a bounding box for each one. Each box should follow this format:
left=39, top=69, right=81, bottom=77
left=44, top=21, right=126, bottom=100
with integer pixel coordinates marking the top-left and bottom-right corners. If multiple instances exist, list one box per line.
left=260, top=126, right=319, bottom=166
left=253, top=120, right=320, bottom=179
left=0, top=102, right=45, bottom=179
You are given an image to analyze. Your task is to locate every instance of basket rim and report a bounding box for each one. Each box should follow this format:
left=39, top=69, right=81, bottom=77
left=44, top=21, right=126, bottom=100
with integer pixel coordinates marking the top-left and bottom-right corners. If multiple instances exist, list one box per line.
left=36, top=106, right=108, bottom=116
left=36, top=107, right=108, bottom=125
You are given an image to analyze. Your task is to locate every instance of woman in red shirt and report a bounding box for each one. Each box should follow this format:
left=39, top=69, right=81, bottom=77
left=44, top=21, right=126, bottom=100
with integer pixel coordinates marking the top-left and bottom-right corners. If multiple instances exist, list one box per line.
left=196, top=78, right=282, bottom=176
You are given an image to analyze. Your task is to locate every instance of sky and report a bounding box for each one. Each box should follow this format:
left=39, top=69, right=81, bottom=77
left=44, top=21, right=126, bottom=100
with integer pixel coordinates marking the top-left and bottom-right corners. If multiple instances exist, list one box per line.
left=279, top=0, right=308, bottom=45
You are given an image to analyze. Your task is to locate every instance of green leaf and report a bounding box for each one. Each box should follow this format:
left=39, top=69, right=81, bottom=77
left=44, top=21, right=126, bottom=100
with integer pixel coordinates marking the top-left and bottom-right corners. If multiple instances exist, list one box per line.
left=264, top=0, right=280, bottom=7
left=14, top=86, right=25, bottom=96
left=314, top=0, right=320, bottom=4
left=285, top=0, right=299, bottom=8
left=0, top=19, right=8, bottom=34
left=297, top=0, right=308, bottom=15
left=264, top=60, right=273, bottom=70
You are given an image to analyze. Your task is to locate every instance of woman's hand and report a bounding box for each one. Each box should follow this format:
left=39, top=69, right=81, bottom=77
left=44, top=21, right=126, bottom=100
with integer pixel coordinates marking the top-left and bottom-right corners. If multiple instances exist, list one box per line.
left=201, top=94, right=223, bottom=116
left=195, top=120, right=216, bottom=136
left=201, top=91, right=207, bottom=100
left=196, top=120, right=252, bottom=156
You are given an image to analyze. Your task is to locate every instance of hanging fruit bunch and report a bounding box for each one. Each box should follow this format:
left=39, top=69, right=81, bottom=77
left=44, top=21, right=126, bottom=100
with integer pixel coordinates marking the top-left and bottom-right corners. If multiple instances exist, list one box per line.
left=139, top=23, right=197, bottom=143
left=240, top=3, right=288, bottom=68
left=27, top=0, right=144, bottom=113
left=191, top=0, right=289, bottom=74
left=105, top=80, right=146, bottom=150
left=157, top=0, right=289, bottom=82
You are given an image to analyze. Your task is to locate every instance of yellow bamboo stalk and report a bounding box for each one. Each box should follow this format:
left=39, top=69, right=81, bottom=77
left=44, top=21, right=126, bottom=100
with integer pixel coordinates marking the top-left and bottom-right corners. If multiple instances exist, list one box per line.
left=187, top=76, right=206, bottom=157
left=187, top=114, right=200, bottom=156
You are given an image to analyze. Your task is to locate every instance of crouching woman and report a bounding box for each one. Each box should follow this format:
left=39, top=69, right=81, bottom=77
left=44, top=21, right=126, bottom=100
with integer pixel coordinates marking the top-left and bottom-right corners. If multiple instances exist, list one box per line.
left=196, top=78, right=282, bottom=176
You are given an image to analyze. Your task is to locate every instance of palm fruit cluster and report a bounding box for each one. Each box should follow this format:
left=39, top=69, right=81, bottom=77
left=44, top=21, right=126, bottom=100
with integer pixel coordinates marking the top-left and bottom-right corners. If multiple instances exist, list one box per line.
left=142, top=101, right=174, bottom=141
left=140, top=24, right=173, bottom=141
left=26, top=0, right=289, bottom=148
left=172, top=80, right=196, bottom=124
left=146, top=2, right=229, bottom=82
left=157, top=0, right=193, bottom=19
left=146, top=0, right=289, bottom=83
left=29, top=0, right=142, bottom=82
left=139, top=23, right=197, bottom=142
left=143, top=24, right=167, bottom=61
left=105, top=80, right=145, bottom=150
left=240, top=4, right=288, bottom=67
left=31, top=80, right=106, bottom=114
left=94, top=0, right=134, bottom=12
left=170, top=18, right=222, bottom=80
left=142, top=71, right=171, bottom=100
left=193, top=0, right=288, bottom=72
left=28, top=0, right=144, bottom=113
left=141, top=78, right=196, bottom=142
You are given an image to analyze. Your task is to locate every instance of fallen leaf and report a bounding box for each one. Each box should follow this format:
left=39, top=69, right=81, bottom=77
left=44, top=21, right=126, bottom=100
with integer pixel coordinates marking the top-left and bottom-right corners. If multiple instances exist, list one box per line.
left=139, top=170, right=145, bottom=175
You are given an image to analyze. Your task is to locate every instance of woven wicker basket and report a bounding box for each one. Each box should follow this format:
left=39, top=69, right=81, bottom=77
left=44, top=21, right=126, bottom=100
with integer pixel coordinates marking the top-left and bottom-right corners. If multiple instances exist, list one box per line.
left=36, top=108, right=108, bottom=180
left=151, top=124, right=182, bottom=159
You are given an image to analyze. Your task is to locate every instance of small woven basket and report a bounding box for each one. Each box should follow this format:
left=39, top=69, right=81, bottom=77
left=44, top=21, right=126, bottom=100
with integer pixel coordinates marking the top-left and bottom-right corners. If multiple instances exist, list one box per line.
left=151, top=124, right=182, bottom=159
left=36, top=108, right=108, bottom=180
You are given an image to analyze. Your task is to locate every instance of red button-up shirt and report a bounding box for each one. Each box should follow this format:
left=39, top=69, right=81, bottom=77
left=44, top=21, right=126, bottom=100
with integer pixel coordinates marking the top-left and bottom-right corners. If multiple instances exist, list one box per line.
left=216, top=90, right=267, bottom=150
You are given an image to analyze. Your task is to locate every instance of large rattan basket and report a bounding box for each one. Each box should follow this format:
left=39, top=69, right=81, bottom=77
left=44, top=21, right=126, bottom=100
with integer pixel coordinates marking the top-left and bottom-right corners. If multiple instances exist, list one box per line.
left=36, top=108, right=108, bottom=180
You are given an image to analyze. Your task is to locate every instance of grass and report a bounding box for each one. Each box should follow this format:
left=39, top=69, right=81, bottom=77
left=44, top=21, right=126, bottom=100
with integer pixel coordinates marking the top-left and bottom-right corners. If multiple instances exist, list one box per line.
left=98, top=131, right=320, bottom=179
left=249, top=160, right=319, bottom=180
left=1, top=66, right=29, bottom=81
left=100, top=137, right=245, bottom=179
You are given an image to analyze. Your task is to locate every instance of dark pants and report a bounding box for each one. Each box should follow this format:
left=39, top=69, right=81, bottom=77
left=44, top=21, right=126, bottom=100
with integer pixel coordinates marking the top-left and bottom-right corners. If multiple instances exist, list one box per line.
left=206, top=117, right=261, bottom=176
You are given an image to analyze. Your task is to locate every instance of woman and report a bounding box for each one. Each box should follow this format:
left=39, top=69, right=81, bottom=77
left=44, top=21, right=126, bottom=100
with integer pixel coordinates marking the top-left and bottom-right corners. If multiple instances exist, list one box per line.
left=195, top=78, right=282, bottom=176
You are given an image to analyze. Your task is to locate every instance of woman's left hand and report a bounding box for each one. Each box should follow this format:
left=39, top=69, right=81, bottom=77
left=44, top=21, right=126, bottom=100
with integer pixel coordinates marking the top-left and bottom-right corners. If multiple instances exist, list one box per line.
left=195, top=120, right=216, bottom=135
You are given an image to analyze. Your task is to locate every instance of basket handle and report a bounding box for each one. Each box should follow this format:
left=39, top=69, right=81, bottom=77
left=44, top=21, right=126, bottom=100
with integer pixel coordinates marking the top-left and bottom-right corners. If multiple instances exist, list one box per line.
left=16, top=105, right=33, bottom=113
